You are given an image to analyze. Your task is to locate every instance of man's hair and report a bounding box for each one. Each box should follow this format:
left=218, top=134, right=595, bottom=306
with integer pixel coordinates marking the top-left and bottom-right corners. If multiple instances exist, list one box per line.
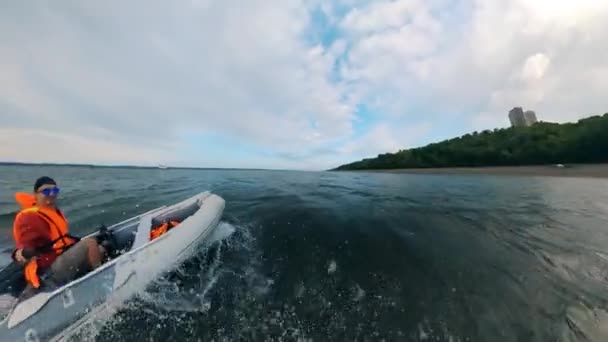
left=34, top=176, right=56, bottom=192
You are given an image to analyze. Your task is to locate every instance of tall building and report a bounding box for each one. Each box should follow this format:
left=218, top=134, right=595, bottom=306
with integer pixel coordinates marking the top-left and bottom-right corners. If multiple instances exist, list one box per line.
left=509, top=107, right=526, bottom=127
left=524, top=110, right=537, bottom=126
left=509, top=107, right=538, bottom=127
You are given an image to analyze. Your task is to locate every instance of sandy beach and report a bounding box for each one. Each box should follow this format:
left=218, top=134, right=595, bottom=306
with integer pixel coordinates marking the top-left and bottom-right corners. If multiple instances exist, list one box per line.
left=350, top=164, right=608, bottom=179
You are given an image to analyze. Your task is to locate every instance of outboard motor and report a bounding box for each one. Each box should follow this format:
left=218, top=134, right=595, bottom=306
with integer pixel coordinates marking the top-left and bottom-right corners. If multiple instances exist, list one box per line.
left=96, top=225, right=120, bottom=260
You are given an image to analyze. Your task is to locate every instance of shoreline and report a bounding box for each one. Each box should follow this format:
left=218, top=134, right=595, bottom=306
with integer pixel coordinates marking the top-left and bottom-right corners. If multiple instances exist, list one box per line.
left=342, top=164, right=608, bottom=179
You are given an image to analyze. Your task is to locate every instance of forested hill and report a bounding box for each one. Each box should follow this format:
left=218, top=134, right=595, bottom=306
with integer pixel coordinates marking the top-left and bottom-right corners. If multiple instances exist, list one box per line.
left=332, top=113, right=608, bottom=171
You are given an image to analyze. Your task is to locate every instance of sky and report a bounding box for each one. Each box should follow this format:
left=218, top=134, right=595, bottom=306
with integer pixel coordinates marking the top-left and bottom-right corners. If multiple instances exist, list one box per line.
left=1, top=0, right=608, bottom=170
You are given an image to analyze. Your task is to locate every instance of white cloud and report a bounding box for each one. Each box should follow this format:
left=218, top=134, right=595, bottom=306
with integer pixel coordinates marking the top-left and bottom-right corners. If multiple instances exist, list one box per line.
left=337, top=0, right=608, bottom=131
left=0, top=1, right=353, bottom=169
left=1, top=0, right=608, bottom=170
left=521, top=53, right=551, bottom=82
left=465, top=0, right=608, bottom=129
left=340, top=121, right=431, bottom=158
left=340, top=0, right=426, bottom=34
left=520, top=0, right=606, bottom=27
left=0, top=128, right=175, bottom=166
left=337, top=0, right=446, bottom=118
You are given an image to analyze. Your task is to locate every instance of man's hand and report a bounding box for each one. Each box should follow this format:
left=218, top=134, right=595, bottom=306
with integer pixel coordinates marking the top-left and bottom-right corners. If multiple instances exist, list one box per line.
left=13, top=248, right=38, bottom=264
left=14, top=249, right=28, bottom=264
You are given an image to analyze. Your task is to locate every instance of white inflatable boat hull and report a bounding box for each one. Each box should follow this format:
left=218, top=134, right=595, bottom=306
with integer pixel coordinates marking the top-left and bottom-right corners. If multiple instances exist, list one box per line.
left=0, top=191, right=225, bottom=342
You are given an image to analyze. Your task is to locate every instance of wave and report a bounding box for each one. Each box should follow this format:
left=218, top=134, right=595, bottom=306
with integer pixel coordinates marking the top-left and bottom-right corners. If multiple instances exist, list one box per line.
left=74, top=220, right=299, bottom=342
left=564, top=304, right=608, bottom=342
left=60, top=221, right=239, bottom=342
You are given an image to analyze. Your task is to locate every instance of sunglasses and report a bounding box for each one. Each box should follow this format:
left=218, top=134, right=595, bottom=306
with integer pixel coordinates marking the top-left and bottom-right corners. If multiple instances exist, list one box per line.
left=38, top=187, right=60, bottom=196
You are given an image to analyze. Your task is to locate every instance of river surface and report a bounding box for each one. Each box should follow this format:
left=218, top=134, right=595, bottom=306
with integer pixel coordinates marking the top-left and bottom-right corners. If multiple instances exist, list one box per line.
left=1, top=165, right=608, bottom=341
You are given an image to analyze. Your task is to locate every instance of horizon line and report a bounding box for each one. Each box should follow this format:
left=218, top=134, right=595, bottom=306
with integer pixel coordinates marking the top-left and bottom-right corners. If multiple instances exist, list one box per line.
left=0, top=161, right=319, bottom=172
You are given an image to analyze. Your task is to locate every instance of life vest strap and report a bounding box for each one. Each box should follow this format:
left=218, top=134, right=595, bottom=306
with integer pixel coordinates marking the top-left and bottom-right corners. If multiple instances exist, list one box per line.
left=24, top=261, right=40, bottom=288
left=31, top=209, right=78, bottom=253
left=33, top=233, right=80, bottom=255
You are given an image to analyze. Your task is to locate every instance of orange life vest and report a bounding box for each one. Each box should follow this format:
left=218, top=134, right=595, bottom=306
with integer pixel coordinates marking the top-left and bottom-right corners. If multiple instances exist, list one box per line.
left=13, top=192, right=77, bottom=288
left=150, top=220, right=180, bottom=240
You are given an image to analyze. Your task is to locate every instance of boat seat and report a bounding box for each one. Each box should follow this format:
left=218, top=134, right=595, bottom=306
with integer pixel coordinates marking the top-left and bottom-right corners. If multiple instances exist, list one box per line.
left=132, top=215, right=154, bottom=249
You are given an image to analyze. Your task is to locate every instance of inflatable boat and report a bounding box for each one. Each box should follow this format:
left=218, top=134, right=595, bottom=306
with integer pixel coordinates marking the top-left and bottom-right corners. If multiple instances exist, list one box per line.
left=0, top=191, right=225, bottom=342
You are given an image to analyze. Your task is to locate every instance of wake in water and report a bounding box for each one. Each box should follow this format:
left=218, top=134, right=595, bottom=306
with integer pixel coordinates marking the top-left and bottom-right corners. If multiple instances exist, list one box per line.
left=80, top=217, right=315, bottom=342
left=59, top=221, right=240, bottom=342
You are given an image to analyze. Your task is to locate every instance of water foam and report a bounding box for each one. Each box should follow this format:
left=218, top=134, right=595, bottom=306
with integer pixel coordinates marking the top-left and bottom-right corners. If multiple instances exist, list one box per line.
left=56, top=219, right=319, bottom=341
left=55, top=221, right=238, bottom=341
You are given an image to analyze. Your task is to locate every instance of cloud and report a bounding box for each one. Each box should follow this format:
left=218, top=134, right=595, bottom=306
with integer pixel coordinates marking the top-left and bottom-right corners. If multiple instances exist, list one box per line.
left=336, top=0, right=608, bottom=132
left=520, top=53, right=551, bottom=82
left=0, top=128, right=174, bottom=166
left=339, top=121, right=432, bottom=157
left=338, top=0, right=445, bottom=117
left=340, top=0, right=428, bottom=34
left=1, top=0, right=607, bottom=170
left=464, top=0, right=608, bottom=129
left=0, top=1, right=353, bottom=169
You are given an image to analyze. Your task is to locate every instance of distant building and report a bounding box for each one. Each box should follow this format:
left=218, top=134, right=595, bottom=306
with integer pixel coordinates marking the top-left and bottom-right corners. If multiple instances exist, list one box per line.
left=509, top=107, right=538, bottom=127
left=524, top=110, right=537, bottom=126
left=509, top=107, right=526, bottom=127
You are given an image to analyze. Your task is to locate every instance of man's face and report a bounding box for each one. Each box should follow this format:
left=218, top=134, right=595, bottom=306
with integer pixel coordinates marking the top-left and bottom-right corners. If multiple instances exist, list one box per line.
left=35, top=183, right=59, bottom=208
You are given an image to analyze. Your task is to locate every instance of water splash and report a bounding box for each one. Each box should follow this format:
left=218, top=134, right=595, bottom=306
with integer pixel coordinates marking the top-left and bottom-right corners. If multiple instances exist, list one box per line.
left=327, top=260, right=337, bottom=275
left=54, top=221, right=238, bottom=342
left=204, top=222, right=236, bottom=246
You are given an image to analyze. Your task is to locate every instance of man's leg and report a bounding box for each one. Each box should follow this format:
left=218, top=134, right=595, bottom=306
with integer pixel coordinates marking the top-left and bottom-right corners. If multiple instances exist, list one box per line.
left=48, top=237, right=102, bottom=285
left=85, top=237, right=104, bottom=268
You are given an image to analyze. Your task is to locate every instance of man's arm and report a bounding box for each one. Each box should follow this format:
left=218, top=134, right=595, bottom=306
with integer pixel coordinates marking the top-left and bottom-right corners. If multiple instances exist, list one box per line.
left=12, top=213, right=52, bottom=263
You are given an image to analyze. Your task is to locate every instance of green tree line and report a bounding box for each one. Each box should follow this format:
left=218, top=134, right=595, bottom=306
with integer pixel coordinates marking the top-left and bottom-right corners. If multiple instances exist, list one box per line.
left=333, top=113, right=608, bottom=170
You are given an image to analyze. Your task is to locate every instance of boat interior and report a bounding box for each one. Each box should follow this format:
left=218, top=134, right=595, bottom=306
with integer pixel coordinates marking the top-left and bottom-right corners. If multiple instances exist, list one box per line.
left=0, top=200, right=202, bottom=299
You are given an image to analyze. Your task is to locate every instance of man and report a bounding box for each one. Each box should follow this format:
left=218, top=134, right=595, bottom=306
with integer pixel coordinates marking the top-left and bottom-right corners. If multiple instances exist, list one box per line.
left=12, top=176, right=106, bottom=291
